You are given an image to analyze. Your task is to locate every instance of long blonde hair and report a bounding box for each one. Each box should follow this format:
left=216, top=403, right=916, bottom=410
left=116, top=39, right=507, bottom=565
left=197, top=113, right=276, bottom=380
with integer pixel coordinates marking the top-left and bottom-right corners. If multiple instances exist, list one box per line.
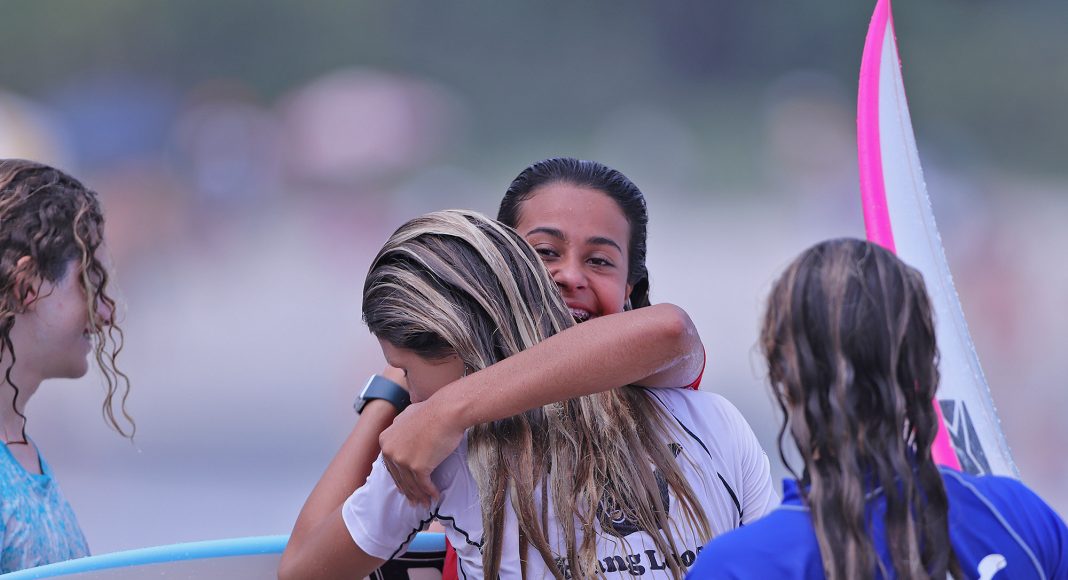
left=363, top=210, right=711, bottom=578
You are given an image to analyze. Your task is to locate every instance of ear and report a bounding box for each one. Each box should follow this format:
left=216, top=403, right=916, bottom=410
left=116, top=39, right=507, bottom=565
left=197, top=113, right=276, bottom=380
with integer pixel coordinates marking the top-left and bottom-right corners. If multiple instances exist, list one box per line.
left=12, top=256, right=40, bottom=307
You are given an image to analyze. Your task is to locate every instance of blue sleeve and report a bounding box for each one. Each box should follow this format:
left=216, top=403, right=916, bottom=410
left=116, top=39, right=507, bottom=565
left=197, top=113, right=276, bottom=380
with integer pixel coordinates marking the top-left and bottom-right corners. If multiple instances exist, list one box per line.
left=1016, top=483, right=1068, bottom=577
left=984, top=477, right=1068, bottom=577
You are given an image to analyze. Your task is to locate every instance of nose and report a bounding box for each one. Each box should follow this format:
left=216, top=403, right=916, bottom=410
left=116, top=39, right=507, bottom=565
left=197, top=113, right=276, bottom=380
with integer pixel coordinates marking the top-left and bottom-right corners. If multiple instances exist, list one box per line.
left=551, top=257, right=588, bottom=293
left=94, top=296, right=115, bottom=327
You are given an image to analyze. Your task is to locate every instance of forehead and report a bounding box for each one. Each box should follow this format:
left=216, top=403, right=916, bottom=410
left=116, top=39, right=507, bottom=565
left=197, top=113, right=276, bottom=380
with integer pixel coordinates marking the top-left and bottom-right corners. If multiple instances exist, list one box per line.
left=516, top=183, right=631, bottom=245
left=378, top=339, right=411, bottom=366
left=377, top=338, right=449, bottom=369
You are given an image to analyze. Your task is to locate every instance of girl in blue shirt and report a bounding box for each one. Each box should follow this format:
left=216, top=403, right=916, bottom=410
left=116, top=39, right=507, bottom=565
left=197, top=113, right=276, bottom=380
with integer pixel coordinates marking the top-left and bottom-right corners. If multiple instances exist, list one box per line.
left=0, top=159, right=134, bottom=572
left=690, top=238, right=1067, bottom=579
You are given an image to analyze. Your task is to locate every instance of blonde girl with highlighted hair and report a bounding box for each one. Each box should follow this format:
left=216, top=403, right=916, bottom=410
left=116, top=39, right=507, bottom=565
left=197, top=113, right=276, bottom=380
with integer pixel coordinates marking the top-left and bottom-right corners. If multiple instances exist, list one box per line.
left=281, top=210, right=776, bottom=579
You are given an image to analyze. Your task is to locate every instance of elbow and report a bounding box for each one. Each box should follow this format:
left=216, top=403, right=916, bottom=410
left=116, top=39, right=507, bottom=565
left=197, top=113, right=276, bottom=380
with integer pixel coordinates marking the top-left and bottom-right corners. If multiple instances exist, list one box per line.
left=650, top=303, right=702, bottom=372
left=651, top=303, right=695, bottom=350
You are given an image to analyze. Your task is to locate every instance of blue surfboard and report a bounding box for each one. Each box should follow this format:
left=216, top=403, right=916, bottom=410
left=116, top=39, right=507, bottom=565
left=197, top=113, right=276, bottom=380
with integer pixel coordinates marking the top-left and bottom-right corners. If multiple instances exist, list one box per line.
left=0, top=533, right=446, bottom=579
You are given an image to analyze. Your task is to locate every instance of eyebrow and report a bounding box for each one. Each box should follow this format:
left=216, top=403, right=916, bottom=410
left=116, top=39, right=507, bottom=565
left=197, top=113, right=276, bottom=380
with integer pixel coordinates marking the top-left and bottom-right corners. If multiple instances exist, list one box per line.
left=525, top=226, right=566, bottom=240
left=587, top=236, right=624, bottom=253
left=525, top=227, right=624, bottom=254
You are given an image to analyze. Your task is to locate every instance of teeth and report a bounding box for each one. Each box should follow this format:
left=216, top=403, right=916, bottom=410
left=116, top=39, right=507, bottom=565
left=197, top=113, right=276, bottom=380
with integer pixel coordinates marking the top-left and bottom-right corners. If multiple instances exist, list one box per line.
left=569, top=308, right=591, bottom=322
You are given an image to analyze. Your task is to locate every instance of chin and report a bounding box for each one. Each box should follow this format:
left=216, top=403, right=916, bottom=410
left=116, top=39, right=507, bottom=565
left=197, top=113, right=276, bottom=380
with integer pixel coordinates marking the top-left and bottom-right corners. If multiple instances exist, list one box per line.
left=60, top=361, right=91, bottom=379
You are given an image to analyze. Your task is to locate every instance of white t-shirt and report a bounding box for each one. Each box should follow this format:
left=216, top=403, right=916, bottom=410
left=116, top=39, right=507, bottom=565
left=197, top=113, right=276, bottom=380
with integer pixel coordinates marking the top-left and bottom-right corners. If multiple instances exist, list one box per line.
left=343, top=388, right=777, bottom=578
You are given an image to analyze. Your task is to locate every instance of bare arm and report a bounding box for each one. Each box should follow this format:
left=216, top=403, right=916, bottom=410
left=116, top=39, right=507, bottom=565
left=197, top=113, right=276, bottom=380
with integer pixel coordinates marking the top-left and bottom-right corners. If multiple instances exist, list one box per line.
left=444, top=302, right=702, bottom=424
left=280, top=366, right=405, bottom=577
left=378, top=303, right=704, bottom=504
left=277, top=506, right=384, bottom=580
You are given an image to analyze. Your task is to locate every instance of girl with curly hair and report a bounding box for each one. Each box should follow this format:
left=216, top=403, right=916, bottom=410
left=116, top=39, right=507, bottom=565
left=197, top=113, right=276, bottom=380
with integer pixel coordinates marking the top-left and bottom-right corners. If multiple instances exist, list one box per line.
left=0, top=159, right=133, bottom=572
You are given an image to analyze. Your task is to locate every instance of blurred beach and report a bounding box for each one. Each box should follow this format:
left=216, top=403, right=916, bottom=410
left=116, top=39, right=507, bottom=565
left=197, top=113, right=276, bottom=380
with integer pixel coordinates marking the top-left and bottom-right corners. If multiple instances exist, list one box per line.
left=1, top=1, right=1065, bottom=554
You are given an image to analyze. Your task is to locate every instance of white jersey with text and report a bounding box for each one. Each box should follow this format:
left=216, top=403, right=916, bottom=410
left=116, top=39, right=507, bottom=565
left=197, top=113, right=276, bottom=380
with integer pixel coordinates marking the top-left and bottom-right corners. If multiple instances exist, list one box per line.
left=343, top=388, right=777, bottom=578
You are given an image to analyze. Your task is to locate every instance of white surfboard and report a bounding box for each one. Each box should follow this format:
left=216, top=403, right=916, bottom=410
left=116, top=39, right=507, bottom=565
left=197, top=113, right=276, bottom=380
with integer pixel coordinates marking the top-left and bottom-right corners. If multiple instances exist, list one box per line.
left=0, top=533, right=446, bottom=580
left=857, top=0, right=1017, bottom=477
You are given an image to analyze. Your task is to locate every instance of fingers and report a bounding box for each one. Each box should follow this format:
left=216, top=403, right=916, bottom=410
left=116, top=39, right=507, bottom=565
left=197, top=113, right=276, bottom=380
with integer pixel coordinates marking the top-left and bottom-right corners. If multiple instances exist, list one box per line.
left=418, top=471, right=440, bottom=504
left=377, top=402, right=447, bottom=506
left=383, top=457, right=439, bottom=507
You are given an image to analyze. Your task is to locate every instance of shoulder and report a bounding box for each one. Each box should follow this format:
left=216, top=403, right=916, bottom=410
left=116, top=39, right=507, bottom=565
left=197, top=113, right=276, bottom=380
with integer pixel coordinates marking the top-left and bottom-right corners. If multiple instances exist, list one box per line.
left=429, top=439, right=471, bottom=493
left=353, top=442, right=469, bottom=504
left=942, top=468, right=1054, bottom=518
left=942, top=468, right=1068, bottom=574
left=645, top=388, right=742, bottom=422
left=646, top=389, right=760, bottom=449
left=0, top=446, right=53, bottom=509
left=430, top=440, right=480, bottom=518
left=643, top=388, right=765, bottom=470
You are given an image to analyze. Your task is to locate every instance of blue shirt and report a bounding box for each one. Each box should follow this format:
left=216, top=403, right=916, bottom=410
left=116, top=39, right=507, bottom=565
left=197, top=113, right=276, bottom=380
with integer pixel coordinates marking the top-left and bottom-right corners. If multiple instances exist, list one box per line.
left=688, top=468, right=1067, bottom=579
left=0, top=442, right=89, bottom=573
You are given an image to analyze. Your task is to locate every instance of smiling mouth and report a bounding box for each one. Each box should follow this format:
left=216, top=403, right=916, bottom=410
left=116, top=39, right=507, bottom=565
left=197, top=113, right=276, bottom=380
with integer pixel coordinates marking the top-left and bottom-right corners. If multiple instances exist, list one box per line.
left=569, top=308, right=593, bottom=323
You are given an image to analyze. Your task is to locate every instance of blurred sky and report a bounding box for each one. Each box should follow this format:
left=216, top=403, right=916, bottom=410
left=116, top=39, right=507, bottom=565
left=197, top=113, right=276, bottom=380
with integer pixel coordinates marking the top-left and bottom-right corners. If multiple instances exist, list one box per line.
left=1, top=1, right=1066, bottom=554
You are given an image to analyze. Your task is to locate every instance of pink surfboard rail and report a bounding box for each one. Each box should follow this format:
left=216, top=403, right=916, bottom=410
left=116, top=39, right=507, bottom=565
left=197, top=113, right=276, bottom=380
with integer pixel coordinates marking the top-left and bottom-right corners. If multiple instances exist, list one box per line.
left=857, top=0, right=897, bottom=255
left=857, top=0, right=961, bottom=471
left=857, top=0, right=1018, bottom=479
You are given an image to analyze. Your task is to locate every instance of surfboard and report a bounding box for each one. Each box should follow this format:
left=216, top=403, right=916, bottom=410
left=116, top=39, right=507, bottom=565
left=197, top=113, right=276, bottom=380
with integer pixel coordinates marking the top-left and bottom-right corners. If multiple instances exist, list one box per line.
left=0, top=533, right=446, bottom=579
left=856, top=0, right=1017, bottom=477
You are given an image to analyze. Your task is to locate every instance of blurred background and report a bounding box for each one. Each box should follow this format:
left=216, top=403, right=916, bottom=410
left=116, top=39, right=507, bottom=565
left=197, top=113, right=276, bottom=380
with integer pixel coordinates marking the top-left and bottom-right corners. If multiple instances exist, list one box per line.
left=2, top=0, right=1066, bottom=554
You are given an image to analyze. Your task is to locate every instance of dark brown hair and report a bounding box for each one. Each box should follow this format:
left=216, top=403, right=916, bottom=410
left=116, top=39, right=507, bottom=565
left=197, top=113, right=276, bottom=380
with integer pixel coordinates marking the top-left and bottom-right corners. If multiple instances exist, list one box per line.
left=0, top=159, right=134, bottom=439
left=761, top=238, right=961, bottom=579
left=497, top=157, right=652, bottom=309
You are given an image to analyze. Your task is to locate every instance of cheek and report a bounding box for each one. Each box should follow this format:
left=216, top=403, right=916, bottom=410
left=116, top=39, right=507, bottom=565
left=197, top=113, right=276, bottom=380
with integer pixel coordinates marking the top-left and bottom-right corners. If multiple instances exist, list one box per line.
left=406, top=373, right=448, bottom=402
left=404, top=377, right=429, bottom=403
left=51, top=293, right=90, bottom=326
left=590, top=276, right=630, bottom=315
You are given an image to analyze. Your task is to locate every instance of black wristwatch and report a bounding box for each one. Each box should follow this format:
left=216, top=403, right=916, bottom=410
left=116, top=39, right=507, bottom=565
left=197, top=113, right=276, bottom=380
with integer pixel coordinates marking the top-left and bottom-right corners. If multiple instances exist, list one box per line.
left=354, top=375, right=411, bottom=414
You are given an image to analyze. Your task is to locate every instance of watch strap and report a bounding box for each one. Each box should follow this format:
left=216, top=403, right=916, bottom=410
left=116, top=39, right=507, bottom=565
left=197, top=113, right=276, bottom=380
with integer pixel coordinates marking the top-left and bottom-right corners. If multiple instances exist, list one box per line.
left=355, top=375, right=411, bottom=414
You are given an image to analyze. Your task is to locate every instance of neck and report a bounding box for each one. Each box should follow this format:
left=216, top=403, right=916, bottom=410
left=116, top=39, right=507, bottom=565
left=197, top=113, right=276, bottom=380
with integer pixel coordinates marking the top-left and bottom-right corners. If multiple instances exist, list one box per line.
left=0, top=360, right=41, bottom=442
